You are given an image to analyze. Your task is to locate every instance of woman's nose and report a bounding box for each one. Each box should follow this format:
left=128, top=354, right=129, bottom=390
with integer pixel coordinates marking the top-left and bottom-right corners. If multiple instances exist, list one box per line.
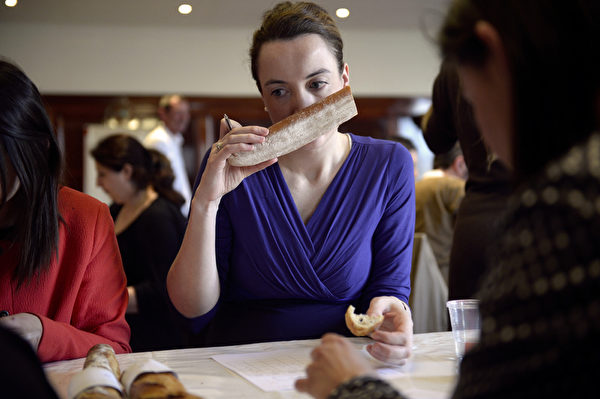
left=290, top=90, right=313, bottom=115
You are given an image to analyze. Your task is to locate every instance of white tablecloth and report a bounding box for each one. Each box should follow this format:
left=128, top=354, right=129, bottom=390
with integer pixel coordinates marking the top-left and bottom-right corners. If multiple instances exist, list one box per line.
left=44, top=332, right=458, bottom=399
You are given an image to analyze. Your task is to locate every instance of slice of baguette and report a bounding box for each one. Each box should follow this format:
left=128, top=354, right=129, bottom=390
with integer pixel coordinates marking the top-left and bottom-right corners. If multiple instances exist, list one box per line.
left=345, top=305, right=384, bottom=337
left=227, top=85, right=357, bottom=167
left=70, top=344, right=123, bottom=399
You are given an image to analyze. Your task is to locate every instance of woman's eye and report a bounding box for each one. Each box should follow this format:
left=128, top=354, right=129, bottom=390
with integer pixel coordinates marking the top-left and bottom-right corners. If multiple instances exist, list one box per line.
left=309, top=81, right=327, bottom=90
left=271, top=88, right=286, bottom=97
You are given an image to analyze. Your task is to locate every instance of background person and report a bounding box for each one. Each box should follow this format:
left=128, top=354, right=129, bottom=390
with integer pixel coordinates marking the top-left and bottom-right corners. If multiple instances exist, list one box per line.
left=424, top=58, right=511, bottom=300
left=0, top=60, right=131, bottom=363
left=414, top=142, right=466, bottom=282
left=93, top=134, right=188, bottom=351
left=167, top=1, right=415, bottom=364
left=144, top=94, right=193, bottom=216
left=296, top=0, right=600, bottom=398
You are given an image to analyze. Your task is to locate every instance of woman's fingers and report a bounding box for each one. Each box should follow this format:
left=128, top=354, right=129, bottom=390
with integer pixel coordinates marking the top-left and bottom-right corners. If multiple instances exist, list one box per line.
left=214, top=126, right=270, bottom=157
left=366, top=341, right=410, bottom=365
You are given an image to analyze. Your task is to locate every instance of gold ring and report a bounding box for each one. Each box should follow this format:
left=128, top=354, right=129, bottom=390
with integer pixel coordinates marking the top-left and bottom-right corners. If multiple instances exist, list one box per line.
left=215, top=142, right=223, bottom=152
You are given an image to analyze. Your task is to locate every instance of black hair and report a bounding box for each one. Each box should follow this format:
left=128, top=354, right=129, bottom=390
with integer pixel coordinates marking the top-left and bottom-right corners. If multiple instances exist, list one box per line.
left=0, top=60, right=62, bottom=285
left=439, top=0, right=600, bottom=177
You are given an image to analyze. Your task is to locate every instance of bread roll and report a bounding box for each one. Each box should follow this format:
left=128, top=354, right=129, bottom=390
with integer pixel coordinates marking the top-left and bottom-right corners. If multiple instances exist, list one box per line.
left=227, top=85, right=357, bottom=167
left=69, top=344, right=123, bottom=399
left=345, top=305, right=384, bottom=336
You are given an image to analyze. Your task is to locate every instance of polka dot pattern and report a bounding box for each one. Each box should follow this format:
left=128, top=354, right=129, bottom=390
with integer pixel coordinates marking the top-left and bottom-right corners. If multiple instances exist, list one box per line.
left=451, top=133, right=600, bottom=398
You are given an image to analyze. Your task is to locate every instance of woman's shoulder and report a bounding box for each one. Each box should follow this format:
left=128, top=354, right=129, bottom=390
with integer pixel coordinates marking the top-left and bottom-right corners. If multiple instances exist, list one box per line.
left=57, top=187, right=113, bottom=240
left=348, top=134, right=414, bottom=179
left=350, top=134, right=412, bottom=161
left=58, top=187, right=109, bottom=219
left=139, top=197, right=186, bottom=225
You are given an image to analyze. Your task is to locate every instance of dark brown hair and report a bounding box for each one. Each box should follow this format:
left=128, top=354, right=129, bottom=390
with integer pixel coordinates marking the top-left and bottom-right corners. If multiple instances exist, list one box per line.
left=91, top=134, right=185, bottom=207
left=438, top=0, right=600, bottom=177
left=249, top=1, right=344, bottom=92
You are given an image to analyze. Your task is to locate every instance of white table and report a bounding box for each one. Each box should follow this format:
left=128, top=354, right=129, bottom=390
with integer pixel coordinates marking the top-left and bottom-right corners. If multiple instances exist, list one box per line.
left=44, top=332, right=458, bottom=399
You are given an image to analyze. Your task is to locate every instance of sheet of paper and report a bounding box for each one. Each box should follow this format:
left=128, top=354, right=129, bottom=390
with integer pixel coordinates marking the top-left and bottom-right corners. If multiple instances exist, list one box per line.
left=212, top=348, right=406, bottom=392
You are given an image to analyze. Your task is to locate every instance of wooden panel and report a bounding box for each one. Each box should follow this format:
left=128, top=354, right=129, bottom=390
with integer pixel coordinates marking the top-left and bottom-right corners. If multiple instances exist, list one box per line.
left=42, top=95, right=424, bottom=191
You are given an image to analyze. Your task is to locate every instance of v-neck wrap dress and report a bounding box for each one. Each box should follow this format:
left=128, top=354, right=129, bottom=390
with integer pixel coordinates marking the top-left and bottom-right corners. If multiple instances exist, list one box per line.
left=191, top=134, right=415, bottom=346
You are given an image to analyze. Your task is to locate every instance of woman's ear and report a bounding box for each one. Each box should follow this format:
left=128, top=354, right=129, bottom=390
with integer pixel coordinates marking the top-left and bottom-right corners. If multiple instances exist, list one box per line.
left=122, top=163, right=133, bottom=179
left=342, top=63, right=350, bottom=87
left=474, top=21, right=509, bottom=81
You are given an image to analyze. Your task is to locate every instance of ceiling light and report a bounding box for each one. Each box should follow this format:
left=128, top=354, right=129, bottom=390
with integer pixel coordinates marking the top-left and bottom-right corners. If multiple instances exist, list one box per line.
left=178, top=4, right=192, bottom=15
left=336, top=8, right=349, bottom=19
left=5, top=0, right=18, bottom=7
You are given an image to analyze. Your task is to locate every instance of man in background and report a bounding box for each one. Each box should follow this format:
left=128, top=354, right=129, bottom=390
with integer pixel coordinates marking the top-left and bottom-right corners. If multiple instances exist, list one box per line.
left=144, top=95, right=192, bottom=215
left=414, top=143, right=466, bottom=282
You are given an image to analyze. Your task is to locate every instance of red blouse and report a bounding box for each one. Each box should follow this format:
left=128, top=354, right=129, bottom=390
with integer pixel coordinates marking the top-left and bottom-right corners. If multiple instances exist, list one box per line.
left=0, top=187, right=131, bottom=362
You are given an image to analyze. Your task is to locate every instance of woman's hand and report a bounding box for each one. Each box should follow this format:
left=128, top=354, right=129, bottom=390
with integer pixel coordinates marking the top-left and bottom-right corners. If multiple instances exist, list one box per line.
left=193, top=117, right=277, bottom=206
left=0, top=313, right=43, bottom=351
left=365, top=296, right=413, bottom=365
left=295, top=333, right=375, bottom=399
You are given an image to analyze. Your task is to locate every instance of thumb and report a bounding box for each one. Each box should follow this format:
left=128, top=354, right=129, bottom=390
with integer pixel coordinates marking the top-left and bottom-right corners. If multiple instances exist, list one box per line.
left=366, top=297, right=390, bottom=317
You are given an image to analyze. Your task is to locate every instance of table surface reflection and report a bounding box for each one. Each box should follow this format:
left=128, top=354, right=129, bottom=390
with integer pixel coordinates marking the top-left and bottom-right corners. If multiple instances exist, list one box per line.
left=44, top=331, right=458, bottom=399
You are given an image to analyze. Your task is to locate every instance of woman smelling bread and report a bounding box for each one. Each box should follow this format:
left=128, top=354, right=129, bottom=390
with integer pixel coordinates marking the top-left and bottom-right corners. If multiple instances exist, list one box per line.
left=167, top=1, right=415, bottom=364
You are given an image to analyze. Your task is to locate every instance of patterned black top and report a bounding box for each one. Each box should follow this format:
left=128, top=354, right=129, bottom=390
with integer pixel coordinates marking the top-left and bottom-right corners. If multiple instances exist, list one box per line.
left=329, top=132, right=600, bottom=399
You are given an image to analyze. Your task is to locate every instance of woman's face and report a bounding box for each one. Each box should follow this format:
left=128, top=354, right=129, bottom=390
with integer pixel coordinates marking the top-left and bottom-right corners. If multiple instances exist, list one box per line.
left=95, top=162, right=135, bottom=205
left=455, top=22, right=515, bottom=167
left=257, top=33, right=349, bottom=126
left=458, top=64, right=513, bottom=167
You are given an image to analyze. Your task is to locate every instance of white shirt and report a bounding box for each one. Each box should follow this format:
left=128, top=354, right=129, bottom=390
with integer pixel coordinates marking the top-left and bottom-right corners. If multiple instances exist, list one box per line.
left=144, top=123, right=192, bottom=216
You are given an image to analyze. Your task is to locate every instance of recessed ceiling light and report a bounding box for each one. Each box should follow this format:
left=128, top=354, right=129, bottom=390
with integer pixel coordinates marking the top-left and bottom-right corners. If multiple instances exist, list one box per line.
left=5, top=0, right=18, bottom=7
left=178, top=4, right=192, bottom=15
left=336, top=8, right=350, bottom=19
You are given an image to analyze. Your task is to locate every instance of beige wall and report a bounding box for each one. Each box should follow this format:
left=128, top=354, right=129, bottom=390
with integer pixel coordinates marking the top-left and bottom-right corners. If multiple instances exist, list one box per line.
left=0, top=22, right=440, bottom=97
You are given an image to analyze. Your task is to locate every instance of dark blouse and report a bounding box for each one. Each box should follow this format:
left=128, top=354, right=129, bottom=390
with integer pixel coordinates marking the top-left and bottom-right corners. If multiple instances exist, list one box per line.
left=110, top=196, right=187, bottom=351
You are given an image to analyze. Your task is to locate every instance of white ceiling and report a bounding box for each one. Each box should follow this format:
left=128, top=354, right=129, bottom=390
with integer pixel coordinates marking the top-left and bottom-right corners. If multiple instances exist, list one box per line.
left=0, top=0, right=451, bottom=30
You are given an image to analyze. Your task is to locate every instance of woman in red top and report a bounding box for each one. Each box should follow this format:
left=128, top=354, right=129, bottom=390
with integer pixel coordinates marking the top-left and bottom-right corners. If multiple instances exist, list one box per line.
left=0, top=60, right=131, bottom=362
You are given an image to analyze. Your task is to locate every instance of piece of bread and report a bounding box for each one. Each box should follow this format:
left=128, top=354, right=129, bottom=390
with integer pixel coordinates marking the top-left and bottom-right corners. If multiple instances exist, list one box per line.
left=128, top=372, right=202, bottom=399
left=345, top=305, right=384, bottom=336
left=83, top=344, right=121, bottom=379
left=227, top=85, right=358, bottom=167
left=70, top=344, right=123, bottom=399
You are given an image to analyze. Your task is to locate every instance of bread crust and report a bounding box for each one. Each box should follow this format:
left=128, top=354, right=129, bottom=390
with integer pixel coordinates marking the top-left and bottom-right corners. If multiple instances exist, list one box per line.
left=227, top=85, right=357, bottom=167
left=83, top=344, right=121, bottom=379
left=72, top=344, right=123, bottom=399
left=129, top=373, right=202, bottom=399
left=345, top=305, right=384, bottom=336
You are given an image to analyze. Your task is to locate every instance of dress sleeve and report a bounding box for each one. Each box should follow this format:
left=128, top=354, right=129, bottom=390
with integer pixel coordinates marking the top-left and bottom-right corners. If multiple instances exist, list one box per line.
left=328, top=376, right=407, bottom=399
left=359, top=146, right=415, bottom=308
left=36, top=203, right=131, bottom=362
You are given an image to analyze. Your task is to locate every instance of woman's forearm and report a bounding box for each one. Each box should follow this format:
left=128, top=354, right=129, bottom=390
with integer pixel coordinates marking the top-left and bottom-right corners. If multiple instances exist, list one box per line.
left=167, top=197, right=221, bottom=318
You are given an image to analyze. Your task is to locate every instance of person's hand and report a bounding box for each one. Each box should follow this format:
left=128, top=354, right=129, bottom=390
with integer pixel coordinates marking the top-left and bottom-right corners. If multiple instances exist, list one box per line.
left=365, top=296, right=413, bottom=365
left=0, top=312, right=43, bottom=351
left=193, top=117, right=277, bottom=206
left=295, top=333, right=375, bottom=399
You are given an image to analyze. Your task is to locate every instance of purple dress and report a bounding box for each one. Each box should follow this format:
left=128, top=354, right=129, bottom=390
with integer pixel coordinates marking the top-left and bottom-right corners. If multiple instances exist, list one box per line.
left=191, top=134, right=414, bottom=346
